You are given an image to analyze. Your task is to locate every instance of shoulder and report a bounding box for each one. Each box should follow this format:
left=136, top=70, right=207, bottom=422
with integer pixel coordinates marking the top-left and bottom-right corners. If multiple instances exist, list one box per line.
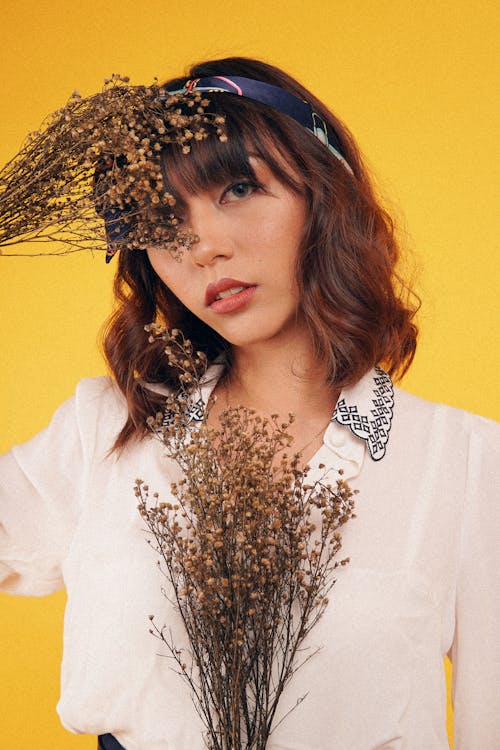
left=7, top=377, right=128, bottom=487
left=70, top=376, right=128, bottom=457
left=392, top=385, right=500, bottom=454
left=74, top=375, right=126, bottom=416
left=393, top=385, right=499, bottom=429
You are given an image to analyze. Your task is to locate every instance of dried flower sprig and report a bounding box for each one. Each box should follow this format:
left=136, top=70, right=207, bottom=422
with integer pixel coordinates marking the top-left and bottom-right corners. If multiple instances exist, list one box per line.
left=135, top=326, right=356, bottom=749
left=0, top=74, right=227, bottom=259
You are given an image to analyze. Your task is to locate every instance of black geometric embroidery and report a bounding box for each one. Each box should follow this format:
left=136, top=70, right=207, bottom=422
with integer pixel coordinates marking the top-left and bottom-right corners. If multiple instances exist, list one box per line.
left=162, top=397, right=206, bottom=428
left=332, top=366, right=394, bottom=461
left=161, top=367, right=394, bottom=461
left=186, top=398, right=206, bottom=423
left=334, top=403, right=370, bottom=434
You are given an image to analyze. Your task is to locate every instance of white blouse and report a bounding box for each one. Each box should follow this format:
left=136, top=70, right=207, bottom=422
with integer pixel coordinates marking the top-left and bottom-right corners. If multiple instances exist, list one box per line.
left=1, top=368, right=499, bottom=750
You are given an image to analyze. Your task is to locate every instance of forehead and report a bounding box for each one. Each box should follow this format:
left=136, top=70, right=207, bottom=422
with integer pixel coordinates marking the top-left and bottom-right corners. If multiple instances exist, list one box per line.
left=160, top=136, right=256, bottom=199
left=159, top=111, right=303, bottom=199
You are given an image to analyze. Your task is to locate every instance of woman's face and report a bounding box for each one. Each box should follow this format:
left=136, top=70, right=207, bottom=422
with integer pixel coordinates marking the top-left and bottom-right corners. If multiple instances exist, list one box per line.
left=147, top=156, right=307, bottom=350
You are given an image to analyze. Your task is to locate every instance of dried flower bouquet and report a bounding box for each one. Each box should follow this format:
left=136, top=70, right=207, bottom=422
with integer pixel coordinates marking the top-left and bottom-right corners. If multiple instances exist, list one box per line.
left=0, top=75, right=226, bottom=258
left=135, top=327, right=356, bottom=749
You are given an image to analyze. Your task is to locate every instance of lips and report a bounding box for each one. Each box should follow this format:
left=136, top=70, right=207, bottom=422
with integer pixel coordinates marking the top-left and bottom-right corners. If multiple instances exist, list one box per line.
left=205, top=278, right=255, bottom=306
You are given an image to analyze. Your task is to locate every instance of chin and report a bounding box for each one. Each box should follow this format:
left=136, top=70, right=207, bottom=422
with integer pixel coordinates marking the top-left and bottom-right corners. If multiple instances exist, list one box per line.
left=210, top=321, right=300, bottom=351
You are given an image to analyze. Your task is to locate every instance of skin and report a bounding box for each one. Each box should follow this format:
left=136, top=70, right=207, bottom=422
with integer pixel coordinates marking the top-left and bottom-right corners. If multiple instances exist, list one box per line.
left=148, top=157, right=306, bottom=351
left=147, top=156, right=339, bottom=461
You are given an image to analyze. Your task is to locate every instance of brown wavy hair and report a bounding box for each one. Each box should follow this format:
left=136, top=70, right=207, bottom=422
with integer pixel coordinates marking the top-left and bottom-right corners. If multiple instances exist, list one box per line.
left=102, top=57, right=419, bottom=450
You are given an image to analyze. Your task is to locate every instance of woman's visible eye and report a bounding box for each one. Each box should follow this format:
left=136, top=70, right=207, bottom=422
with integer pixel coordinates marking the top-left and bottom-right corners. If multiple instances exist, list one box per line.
left=220, top=181, right=261, bottom=203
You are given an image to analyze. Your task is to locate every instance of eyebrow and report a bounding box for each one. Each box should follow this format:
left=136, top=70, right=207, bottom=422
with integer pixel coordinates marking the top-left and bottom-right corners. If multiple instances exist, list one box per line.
left=158, top=135, right=270, bottom=204
left=168, top=164, right=260, bottom=202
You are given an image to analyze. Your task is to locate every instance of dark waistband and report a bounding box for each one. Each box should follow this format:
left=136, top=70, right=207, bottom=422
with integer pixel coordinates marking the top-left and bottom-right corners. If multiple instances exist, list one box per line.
left=98, top=734, right=127, bottom=750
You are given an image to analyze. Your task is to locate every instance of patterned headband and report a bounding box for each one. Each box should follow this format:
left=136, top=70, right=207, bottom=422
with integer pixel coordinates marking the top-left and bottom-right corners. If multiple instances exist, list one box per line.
left=166, top=76, right=353, bottom=174
left=101, top=76, right=354, bottom=262
left=0, top=74, right=353, bottom=263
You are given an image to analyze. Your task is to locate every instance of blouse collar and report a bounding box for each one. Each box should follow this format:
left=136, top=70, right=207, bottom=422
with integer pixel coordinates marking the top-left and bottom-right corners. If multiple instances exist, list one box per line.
left=331, top=366, right=394, bottom=461
left=158, top=364, right=394, bottom=465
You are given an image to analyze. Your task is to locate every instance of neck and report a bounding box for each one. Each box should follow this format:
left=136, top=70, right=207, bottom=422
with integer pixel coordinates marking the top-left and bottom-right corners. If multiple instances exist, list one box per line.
left=224, top=338, right=338, bottom=423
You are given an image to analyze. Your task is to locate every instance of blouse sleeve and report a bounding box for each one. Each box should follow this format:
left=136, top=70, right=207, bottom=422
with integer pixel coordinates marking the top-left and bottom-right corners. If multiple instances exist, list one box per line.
left=449, top=413, right=500, bottom=748
left=0, top=377, right=118, bottom=597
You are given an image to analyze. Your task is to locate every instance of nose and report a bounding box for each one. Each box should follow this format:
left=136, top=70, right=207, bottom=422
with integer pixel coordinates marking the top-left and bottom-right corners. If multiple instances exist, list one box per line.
left=185, top=198, right=233, bottom=267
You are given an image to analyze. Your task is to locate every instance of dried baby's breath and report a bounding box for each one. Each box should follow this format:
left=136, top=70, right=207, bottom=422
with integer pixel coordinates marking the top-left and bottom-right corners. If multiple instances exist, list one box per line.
left=0, top=74, right=227, bottom=259
left=136, top=326, right=356, bottom=749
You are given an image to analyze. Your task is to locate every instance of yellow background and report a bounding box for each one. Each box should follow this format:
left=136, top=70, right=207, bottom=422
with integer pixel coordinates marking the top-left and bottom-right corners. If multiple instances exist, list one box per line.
left=1, top=1, right=498, bottom=748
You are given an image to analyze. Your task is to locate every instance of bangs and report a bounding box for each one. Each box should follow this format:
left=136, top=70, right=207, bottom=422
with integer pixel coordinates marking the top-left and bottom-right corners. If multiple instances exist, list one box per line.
left=159, top=94, right=304, bottom=198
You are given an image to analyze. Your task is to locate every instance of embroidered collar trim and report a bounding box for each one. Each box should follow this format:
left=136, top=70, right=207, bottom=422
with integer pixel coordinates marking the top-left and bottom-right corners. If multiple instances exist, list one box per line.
left=161, top=365, right=394, bottom=462
left=332, top=366, right=394, bottom=461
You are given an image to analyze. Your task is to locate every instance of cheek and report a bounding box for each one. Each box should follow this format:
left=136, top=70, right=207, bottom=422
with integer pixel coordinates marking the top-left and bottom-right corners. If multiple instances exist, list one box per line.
left=147, top=249, right=185, bottom=292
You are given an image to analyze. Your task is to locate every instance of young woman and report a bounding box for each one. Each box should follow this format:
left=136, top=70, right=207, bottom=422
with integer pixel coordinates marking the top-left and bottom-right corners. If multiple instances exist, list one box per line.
left=1, top=57, right=499, bottom=750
